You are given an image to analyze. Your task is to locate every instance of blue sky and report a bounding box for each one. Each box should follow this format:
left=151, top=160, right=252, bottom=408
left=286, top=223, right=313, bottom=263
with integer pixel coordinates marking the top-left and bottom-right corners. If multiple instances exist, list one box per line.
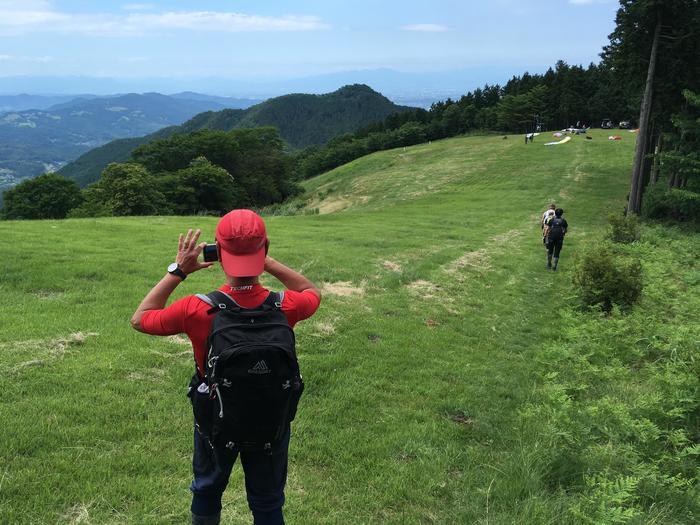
left=0, top=1, right=619, bottom=81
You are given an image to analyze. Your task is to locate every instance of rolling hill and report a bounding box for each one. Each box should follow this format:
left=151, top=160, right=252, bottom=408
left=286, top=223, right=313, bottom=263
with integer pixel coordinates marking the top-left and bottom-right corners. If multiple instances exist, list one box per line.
left=2, top=132, right=697, bottom=522
left=58, top=84, right=413, bottom=187
left=0, top=92, right=259, bottom=188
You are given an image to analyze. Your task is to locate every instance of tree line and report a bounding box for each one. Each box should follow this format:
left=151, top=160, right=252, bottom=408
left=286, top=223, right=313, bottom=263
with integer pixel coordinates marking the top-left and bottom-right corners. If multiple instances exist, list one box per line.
left=1, top=127, right=299, bottom=220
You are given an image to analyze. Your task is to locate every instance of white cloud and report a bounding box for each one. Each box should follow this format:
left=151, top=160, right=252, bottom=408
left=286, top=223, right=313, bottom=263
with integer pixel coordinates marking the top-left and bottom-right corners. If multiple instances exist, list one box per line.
left=0, top=54, right=12, bottom=60
left=401, top=24, right=449, bottom=32
left=0, top=3, right=329, bottom=36
left=122, top=3, right=154, bottom=10
left=130, top=12, right=329, bottom=33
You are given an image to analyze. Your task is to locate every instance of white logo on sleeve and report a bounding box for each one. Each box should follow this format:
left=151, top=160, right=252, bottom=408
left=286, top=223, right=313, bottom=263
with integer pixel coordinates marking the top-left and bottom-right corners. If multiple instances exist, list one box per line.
left=248, top=360, right=271, bottom=374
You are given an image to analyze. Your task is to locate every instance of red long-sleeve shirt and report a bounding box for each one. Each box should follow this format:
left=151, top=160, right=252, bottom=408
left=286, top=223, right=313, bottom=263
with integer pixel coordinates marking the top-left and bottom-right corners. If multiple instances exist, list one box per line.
left=140, top=283, right=320, bottom=374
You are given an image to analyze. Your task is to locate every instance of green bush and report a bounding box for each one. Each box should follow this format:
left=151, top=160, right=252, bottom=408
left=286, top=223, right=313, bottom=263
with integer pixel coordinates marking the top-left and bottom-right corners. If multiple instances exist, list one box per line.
left=608, top=213, right=641, bottom=243
left=574, top=248, right=643, bottom=313
left=643, top=185, right=700, bottom=222
left=1, top=173, right=83, bottom=219
left=258, top=199, right=306, bottom=217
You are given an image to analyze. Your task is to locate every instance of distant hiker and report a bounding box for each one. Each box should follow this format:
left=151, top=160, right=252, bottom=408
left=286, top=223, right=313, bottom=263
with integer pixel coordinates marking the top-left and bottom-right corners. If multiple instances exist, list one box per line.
left=131, top=209, right=321, bottom=525
left=545, top=208, right=568, bottom=271
left=541, top=203, right=556, bottom=246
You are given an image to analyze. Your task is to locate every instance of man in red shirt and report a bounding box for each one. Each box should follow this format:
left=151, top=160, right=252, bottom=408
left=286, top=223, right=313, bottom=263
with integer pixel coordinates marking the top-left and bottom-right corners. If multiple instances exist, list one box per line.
left=131, top=209, right=321, bottom=525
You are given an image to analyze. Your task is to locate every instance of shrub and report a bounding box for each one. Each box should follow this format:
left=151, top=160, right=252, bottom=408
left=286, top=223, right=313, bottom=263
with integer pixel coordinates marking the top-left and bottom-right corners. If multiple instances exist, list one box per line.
left=258, top=199, right=306, bottom=217
left=608, top=213, right=641, bottom=243
left=574, top=248, right=643, bottom=313
left=643, top=185, right=700, bottom=222
left=1, top=173, right=83, bottom=219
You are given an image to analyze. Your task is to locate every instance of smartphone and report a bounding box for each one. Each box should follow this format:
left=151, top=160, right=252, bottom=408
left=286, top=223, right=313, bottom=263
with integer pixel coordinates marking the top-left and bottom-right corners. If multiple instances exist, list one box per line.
left=203, top=244, right=219, bottom=262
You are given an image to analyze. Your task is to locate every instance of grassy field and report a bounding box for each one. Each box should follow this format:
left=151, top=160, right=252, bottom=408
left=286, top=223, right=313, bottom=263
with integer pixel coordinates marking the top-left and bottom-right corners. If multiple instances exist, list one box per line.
left=1, top=130, right=697, bottom=524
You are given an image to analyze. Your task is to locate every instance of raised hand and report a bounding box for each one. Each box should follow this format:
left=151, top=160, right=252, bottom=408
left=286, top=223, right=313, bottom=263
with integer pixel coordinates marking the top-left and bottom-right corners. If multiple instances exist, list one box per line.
left=176, top=228, right=214, bottom=275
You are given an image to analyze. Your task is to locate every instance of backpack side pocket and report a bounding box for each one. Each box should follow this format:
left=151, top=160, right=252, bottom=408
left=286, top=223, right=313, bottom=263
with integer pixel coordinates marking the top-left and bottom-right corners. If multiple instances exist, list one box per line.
left=187, top=374, right=215, bottom=438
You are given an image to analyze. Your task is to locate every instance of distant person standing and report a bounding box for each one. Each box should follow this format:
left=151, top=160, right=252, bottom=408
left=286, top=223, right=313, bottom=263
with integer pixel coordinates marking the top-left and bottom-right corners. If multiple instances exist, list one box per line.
left=545, top=208, right=568, bottom=271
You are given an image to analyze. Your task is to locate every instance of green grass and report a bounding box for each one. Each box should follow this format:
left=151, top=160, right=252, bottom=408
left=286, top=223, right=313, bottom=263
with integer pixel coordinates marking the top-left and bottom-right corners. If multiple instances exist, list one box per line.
left=1, top=130, right=697, bottom=524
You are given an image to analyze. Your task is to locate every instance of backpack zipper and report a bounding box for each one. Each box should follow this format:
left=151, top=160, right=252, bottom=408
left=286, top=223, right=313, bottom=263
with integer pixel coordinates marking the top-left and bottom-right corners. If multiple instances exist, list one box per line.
left=209, top=321, right=294, bottom=340
left=214, top=384, right=224, bottom=418
left=214, top=342, right=298, bottom=363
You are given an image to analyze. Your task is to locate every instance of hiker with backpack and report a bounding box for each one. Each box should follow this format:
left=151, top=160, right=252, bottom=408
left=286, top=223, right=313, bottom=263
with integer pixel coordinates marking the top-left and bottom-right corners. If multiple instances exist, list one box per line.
left=131, top=209, right=321, bottom=525
left=544, top=208, right=568, bottom=271
left=541, top=203, right=556, bottom=246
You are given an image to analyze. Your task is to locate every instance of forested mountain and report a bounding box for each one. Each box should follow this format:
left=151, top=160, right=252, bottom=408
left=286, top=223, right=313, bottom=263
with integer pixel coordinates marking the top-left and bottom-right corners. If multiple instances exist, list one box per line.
left=0, top=92, right=258, bottom=189
left=58, top=85, right=412, bottom=187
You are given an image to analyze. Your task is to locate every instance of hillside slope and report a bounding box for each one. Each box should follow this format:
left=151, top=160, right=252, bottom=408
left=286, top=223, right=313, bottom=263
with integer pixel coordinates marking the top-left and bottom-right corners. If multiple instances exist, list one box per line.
left=282, top=130, right=629, bottom=214
left=58, top=85, right=412, bottom=186
left=2, top=132, right=697, bottom=523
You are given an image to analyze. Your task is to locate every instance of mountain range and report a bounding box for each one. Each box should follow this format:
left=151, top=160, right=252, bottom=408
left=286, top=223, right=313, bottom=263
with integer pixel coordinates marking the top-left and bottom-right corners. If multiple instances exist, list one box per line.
left=0, top=92, right=261, bottom=189
left=58, top=84, right=413, bottom=187
left=0, top=94, right=98, bottom=112
left=0, top=67, right=518, bottom=102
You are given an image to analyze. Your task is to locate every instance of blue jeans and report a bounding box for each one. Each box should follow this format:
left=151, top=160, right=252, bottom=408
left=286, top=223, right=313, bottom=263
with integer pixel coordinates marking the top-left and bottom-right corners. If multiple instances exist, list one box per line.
left=190, top=425, right=290, bottom=525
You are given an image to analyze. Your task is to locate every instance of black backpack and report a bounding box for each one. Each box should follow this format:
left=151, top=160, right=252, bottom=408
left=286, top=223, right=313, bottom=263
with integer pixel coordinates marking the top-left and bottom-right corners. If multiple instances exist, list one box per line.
left=547, top=217, right=565, bottom=241
left=188, top=290, right=304, bottom=451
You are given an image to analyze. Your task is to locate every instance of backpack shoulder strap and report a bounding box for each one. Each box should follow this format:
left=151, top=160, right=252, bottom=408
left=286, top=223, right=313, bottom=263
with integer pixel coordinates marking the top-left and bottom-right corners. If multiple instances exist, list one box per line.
left=195, top=293, right=215, bottom=307
left=196, top=290, right=242, bottom=314
left=262, top=291, right=284, bottom=310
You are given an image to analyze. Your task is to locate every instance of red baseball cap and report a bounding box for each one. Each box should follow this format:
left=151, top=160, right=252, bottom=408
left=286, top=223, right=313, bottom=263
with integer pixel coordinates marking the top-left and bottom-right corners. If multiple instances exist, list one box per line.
left=215, top=209, right=268, bottom=277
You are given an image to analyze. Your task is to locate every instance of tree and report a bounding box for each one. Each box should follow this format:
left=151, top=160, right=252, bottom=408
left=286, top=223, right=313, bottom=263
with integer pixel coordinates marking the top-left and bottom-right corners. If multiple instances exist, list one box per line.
left=73, top=163, right=169, bottom=217
left=129, top=127, right=298, bottom=209
left=224, top=127, right=298, bottom=206
left=132, top=131, right=240, bottom=174
left=162, top=157, right=243, bottom=215
left=662, top=90, right=700, bottom=189
left=629, top=15, right=662, bottom=214
left=497, top=86, right=548, bottom=132
left=1, top=173, right=82, bottom=219
left=396, top=122, right=427, bottom=146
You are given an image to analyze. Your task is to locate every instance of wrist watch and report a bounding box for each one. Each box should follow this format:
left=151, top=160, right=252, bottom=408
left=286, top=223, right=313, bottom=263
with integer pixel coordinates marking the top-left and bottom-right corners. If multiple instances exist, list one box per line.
left=167, top=262, right=187, bottom=281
